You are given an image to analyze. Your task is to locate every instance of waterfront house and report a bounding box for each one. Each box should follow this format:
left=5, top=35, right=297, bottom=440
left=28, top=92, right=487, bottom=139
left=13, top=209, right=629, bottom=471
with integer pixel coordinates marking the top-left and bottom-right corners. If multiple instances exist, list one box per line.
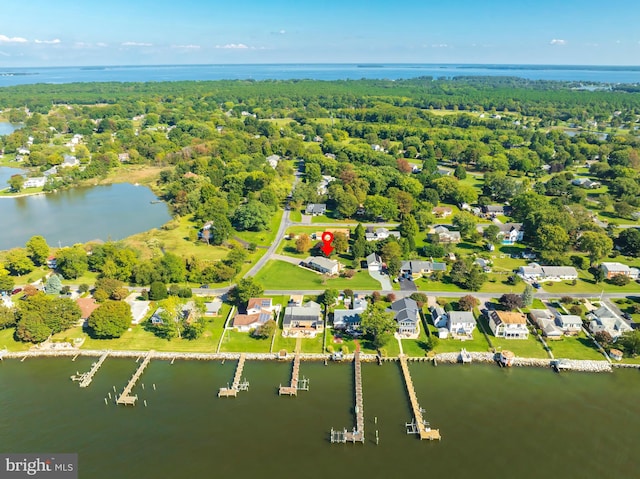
left=448, top=311, right=476, bottom=338
left=127, top=300, right=151, bottom=324
left=587, top=303, right=632, bottom=340
left=488, top=311, right=529, bottom=339
left=282, top=301, right=323, bottom=337
left=400, top=260, right=447, bottom=279
left=302, top=256, right=340, bottom=275
left=389, top=298, right=420, bottom=336
left=61, top=155, right=79, bottom=168
left=518, top=264, right=578, bottom=282
left=305, top=203, right=327, bottom=216
left=150, top=308, right=165, bottom=325
left=366, top=253, right=383, bottom=272
left=232, top=298, right=279, bottom=332
left=333, top=298, right=367, bottom=332
left=23, top=177, right=46, bottom=188
left=555, top=314, right=582, bottom=334
left=600, top=262, right=639, bottom=280
left=432, top=206, right=453, bottom=218
left=529, top=309, right=562, bottom=338
left=76, top=297, right=100, bottom=321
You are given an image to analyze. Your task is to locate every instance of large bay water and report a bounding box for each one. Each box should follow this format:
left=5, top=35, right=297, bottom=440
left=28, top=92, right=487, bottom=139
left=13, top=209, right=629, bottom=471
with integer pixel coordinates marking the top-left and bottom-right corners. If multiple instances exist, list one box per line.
left=1, top=183, right=171, bottom=250
left=0, top=359, right=637, bottom=479
left=1, top=64, right=640, bottom=86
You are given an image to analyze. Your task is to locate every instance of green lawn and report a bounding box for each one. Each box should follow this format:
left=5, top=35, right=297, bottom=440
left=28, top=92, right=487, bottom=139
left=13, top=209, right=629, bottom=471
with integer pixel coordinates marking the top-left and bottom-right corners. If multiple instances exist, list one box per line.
left=546, top=333, right=606, bottom=361
left=0, top=328, right=32, bottom=352
left=270, top=333, right=324, bottom=354
left=326, top=331, right=378, bottom=355
left=220, top=330, right=272, bottom=353
left=254, top=260, right=380, bottom=290
left=401, top=325, right=432, bottom=357
left=71, top=316, right=226, bottom=352
left=477, top=315, right=549, bottom=358
left=381, top=338, right=401, bottom=357
left=289, top=209, right=302, bottom=223
left=311, top=214, right=358, bottom=224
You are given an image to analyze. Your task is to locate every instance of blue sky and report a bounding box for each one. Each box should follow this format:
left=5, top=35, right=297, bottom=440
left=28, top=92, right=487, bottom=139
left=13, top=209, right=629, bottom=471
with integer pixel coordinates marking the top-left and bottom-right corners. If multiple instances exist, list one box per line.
left=0, top=0, right=639, bottom=66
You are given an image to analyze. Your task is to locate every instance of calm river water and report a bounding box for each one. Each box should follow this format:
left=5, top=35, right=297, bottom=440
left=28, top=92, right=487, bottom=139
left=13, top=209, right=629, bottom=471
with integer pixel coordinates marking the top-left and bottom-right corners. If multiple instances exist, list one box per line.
left=1, top=183, right=171, bottom=250
left=0, top=359, right=637, bottom=479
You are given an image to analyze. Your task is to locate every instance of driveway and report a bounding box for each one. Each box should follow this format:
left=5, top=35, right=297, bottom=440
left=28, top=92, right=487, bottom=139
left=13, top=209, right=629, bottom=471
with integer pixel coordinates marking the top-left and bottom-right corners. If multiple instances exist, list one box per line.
left=368, top=269, right=393, bottom=290
left=398, top=278, right=417, bottom=292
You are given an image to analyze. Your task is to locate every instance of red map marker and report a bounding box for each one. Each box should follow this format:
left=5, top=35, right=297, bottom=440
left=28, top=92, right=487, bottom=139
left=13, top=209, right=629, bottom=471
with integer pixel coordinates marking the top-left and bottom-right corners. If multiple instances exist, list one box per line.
left=320, top=231, right=334, bottom=256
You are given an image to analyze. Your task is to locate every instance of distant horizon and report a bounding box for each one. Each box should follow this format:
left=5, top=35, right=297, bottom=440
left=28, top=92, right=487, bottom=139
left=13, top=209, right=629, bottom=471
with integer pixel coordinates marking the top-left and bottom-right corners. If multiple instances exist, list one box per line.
left=2, top=62, right=640, bottom=70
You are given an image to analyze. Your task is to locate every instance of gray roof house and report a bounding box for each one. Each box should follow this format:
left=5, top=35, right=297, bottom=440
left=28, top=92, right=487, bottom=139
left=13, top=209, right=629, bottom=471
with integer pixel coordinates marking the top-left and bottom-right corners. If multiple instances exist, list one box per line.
left=305, top=203, right=327, bottom=216
left=333, top=298, right=367, bottom=332
left=448, top=311, right=476, bottom=338
left=430, top=306, right=447, bottom=328
left=401, top=261, right=447, bottom=278
left=283, top=301, right=323, bottom=337
left=389, top=298, right=420, bottom=336
left=303, top=256, right=340, bottom=275
left=587, top=304, right=632, bottom=340
left=366, top=253, right=383, bottom=272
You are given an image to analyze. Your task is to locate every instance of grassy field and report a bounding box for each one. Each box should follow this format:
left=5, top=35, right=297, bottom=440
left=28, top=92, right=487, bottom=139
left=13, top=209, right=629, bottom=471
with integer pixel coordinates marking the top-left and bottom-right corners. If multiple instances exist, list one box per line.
left=122, top=215, right=229, bottom=262
left=546, top=333, right=606, bottom=360
left=326, top=332, right=379, bottom=355
left=401, top=325, right=432, bottom=357
left=289, top=209, right=302, bottom=223
left=254, top=260, right=380, bottom=290
left=219, top=330, right=272, bottom=353
left=0, top=328, right=32, bottom=351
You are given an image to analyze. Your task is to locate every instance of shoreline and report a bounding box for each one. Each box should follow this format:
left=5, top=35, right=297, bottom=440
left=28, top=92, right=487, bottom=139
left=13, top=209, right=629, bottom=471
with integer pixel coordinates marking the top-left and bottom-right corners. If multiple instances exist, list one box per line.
left=2, top=348, right=627, bottom=373
left=0, top=190, right=47, bottom=199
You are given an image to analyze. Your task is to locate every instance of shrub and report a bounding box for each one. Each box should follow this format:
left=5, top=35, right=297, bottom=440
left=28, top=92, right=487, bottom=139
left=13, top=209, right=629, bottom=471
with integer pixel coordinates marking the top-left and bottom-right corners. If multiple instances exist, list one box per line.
left=609, top=274, right=630, bottom=286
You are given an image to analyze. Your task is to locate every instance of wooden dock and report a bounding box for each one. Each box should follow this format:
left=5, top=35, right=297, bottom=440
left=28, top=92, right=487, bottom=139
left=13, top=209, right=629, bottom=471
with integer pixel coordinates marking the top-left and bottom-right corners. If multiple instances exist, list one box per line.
left=116, top=351, right=153, bottom=406
left=399, top=355, right=441, bottom=441
left=279, top=338, right=309, bottom=396
left=71, top=351, right=109, bottom=387
left=331, top=349, right=364, bottom=443
left=218, top=353, right=249, bottom=398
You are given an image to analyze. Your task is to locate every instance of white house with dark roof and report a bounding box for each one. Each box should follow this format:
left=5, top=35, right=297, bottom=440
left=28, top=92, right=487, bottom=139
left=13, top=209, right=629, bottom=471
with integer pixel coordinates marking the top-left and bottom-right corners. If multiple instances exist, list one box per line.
left=365, top=227, right=401, bottom=242
left=529, top=309, right=562, bottom=338
left=389, top=298, right=420, bottom=336
left=23, top=177, right=46, bottom=188
left=430, top=306, right=448, bottom=329
left=432, top=226, right=461, bottom=243
left=232, top=297, right=279, bottom=333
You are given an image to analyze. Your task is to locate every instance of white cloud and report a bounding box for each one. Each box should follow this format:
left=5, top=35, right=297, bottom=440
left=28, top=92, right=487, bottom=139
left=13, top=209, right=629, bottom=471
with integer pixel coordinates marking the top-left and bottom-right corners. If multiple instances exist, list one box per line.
left=0, top=34, right=28, bottom=43
left=550, top=39, right=567, bottom=45
left=216, top=43, right=249, bottom=49
left=121, top=41, right=153, bottom=47
left=34, top=38, right=61, bottom=44
left=431, top=43, right=449, bottom=48
left=279, top=30, right=286, bottom=35
left=96, top=42, right=108, bottom=47
left=172, top=44, right=200, bottom=50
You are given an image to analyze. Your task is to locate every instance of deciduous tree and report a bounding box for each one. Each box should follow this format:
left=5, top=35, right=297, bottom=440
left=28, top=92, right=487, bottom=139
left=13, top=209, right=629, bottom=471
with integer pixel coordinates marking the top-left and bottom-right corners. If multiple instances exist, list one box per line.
left=88, top=300, right=132, bottom=338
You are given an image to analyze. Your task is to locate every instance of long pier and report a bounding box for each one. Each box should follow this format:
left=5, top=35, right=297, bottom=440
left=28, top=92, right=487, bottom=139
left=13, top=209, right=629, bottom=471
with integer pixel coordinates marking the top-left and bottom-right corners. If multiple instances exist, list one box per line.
left=218, top=353, right=249, bottom=397
left=116, top=351, right=153, bottom=406
left=71, top=351, right=109, bottom=387
left=279, top=338, right=309, bottom=396
left=331, top=349, right=364, bottom=443
left=399, top=355, right=441, bottom=440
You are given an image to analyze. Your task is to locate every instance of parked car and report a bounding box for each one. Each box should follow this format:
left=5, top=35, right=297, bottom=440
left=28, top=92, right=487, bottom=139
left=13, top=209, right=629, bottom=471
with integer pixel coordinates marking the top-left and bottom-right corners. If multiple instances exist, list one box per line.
left=200, top=284, right=209, bottom=289
left=532, top=283, right=541, bottom=289
left=11, top=288, right=22, bottom=295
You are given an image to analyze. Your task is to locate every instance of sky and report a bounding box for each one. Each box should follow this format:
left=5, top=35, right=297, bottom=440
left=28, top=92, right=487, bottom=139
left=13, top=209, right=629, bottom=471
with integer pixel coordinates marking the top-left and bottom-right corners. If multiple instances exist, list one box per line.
left=0, top=0, right=639, bottom=67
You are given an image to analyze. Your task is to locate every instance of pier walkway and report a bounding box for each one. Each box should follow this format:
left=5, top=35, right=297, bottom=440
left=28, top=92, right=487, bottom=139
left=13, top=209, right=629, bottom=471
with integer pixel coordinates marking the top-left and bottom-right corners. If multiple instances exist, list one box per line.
left=116, top=351, right=153, bottom=406
left=279, top=338, right=309, bottom=396
left=331, top=348, right=364, bottom=443
left=399, top=355, right=441, bottom=440
left=218, top=354, right=249, bottom=397
left=71, top=351, right=109, bottom=387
